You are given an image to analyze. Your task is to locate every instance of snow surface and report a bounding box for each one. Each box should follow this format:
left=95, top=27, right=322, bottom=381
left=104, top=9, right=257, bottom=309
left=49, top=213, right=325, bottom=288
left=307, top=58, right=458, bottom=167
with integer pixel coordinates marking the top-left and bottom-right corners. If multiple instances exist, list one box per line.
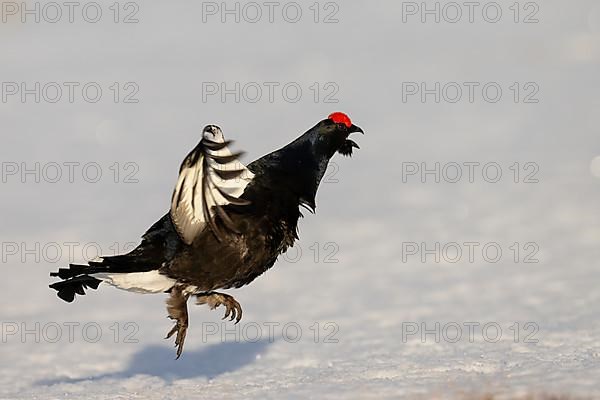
left=1, top=0, right=600, bottom=398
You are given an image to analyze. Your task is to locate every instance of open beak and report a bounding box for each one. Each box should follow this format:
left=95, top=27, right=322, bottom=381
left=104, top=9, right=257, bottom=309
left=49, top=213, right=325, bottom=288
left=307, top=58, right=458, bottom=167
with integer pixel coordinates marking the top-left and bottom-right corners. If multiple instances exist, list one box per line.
left=349, top=124, right=364, bottom=135
left=346, top=124, right=364, bottom=149
left=338, top=124, right=364, bottom=157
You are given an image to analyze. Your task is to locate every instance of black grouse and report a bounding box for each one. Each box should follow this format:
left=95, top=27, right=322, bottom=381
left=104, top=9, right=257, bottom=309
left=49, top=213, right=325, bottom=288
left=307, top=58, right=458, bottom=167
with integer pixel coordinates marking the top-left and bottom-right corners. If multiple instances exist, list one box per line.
left=50, top=112, right=364, bottom=358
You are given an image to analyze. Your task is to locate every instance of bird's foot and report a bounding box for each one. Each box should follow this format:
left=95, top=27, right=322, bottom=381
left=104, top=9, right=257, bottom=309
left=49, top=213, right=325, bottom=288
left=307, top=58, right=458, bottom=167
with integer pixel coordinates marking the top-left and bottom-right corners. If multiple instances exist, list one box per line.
left=165, top=320, right=188, bottom=359
left=165, top=286, right=190, bottom=359
left=196, top=292, right=243, bottom=324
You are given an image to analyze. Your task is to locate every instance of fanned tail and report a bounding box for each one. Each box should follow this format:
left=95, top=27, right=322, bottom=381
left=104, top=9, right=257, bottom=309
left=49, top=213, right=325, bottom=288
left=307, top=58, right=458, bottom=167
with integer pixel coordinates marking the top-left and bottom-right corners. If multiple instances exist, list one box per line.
left=49, top=214, right=180, bottom=302
left=49, top=265, right=103, bottom=303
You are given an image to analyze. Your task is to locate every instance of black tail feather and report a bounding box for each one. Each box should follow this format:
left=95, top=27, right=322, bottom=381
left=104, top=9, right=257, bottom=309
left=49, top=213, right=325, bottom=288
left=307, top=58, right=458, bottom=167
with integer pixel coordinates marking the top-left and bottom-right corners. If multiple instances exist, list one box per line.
left=50, top=263, right=104, bottom=302
left=50, top=263, right=93, bottom=279
left=49, top=238, right=165, bottom=302
left=49, top=275, right=102, bottom=303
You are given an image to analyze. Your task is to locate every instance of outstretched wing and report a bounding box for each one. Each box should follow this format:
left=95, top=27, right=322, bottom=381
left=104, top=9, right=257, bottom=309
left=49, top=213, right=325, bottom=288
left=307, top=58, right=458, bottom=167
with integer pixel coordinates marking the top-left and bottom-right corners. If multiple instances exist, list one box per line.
left=170, top=127, right=254, bottom=245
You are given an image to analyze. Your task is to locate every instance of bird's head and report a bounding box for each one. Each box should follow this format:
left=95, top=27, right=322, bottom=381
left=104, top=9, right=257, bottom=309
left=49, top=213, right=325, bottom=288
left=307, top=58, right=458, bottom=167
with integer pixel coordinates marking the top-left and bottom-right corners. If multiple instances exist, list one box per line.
left=294, top=112, right=364, bottom=210
left=311, top=112, right=364, bottom=158
left=245, top=112, right=365, bottom=212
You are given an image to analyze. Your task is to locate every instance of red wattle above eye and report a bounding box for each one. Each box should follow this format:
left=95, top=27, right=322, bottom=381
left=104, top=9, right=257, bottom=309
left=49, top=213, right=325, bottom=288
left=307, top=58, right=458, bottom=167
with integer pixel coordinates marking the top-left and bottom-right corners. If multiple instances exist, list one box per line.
left=328, top=112, right=352, bottom=128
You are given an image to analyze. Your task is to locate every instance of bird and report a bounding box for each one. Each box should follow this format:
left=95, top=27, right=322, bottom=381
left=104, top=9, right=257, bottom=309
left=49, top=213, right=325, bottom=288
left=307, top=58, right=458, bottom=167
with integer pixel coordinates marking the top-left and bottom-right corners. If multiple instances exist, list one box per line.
left=50, top=112, right=364, bottom=358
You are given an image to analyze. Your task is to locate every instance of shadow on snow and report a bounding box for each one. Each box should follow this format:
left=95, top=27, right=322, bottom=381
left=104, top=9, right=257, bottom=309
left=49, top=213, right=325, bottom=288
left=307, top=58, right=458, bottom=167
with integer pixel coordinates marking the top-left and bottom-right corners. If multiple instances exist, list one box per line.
left=36, top=339, right=271, bottom=386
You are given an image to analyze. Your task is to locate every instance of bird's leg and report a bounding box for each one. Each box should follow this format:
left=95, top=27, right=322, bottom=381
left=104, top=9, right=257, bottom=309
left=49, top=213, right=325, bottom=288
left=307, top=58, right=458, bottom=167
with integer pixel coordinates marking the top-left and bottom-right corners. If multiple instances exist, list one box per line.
left=196, top=292, right=243, bottom=324
left=165, top=286, right=190, bottom=359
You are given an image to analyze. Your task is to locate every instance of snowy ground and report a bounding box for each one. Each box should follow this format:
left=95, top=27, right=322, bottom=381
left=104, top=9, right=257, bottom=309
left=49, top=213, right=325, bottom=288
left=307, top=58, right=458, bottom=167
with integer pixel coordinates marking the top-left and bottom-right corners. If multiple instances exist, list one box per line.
left=1, top=0, right=600, bottom=399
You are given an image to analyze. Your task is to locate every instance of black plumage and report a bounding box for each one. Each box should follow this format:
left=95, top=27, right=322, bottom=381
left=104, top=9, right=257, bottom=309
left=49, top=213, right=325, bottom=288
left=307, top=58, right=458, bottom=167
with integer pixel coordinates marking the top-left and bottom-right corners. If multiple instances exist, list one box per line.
left=50, top=113, right=364, bottom=357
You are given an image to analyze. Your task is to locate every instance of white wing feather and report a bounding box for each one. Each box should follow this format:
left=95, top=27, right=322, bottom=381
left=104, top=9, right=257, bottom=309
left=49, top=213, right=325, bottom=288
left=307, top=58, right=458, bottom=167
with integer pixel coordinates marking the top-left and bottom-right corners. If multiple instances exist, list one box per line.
left=170, top=127, right=254, bottom=245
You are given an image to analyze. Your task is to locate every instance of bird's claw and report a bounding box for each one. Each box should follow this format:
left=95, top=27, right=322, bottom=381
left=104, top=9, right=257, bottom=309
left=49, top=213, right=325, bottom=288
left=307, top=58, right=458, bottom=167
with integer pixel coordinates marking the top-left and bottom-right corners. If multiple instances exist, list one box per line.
left=165, top=319, right=188, bottom=359
left=221, top=300, right=242, bottom=323
left=165, top=323, right=177, bottom=339
left=196, top=292, right=243, bottom=324
left=165, top=287, right=190, bottom=359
